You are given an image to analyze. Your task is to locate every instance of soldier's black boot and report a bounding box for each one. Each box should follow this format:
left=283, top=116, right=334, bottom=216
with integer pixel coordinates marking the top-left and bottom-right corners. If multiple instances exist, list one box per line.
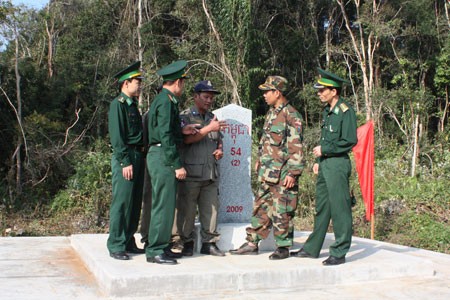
left=200, top=242, right=225, bottom=256
left=269, top=247, right=289, bottom=260
left=181, top=241, right=194, bottom=256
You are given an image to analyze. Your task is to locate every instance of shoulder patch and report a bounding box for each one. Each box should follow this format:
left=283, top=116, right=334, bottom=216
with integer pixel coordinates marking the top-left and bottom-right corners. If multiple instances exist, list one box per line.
left=117, top=96, right=125, bottom=103
left=339, top=103, right=349, bottom=112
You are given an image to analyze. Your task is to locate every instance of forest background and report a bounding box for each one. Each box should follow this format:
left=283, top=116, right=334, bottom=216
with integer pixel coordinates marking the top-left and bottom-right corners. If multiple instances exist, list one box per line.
left=0, top=0, right=448, bottom=254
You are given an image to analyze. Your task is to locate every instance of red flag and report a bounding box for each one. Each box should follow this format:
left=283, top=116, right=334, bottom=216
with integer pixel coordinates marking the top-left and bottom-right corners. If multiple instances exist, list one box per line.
left=352, top=121, right=374, bottom=221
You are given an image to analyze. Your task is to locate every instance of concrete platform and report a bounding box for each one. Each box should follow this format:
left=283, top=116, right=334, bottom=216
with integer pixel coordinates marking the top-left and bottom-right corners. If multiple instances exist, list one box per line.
left=1, top=228, right=449, bottom=300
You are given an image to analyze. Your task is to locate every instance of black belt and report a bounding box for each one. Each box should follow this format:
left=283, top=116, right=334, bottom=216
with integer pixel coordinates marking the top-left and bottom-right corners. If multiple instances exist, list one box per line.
left=127, top=144, right=147, bottom=153
left=322, top=153, right=349, bottom=159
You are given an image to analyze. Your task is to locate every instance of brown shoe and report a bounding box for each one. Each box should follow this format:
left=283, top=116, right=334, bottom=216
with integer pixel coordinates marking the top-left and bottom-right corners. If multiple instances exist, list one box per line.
left=229, top=242, right=258, bottom=255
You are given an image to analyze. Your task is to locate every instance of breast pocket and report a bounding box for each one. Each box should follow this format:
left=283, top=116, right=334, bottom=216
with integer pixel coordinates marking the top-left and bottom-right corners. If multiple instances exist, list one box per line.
left=128, top=112, right=141, bottom=130
left=269, top=128, right=284, bottom=147
left=328, top=122, right=341, bottom=138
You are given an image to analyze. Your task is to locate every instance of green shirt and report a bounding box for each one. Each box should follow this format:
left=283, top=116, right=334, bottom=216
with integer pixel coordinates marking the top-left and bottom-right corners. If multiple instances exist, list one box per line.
left=108, top=92, right=143, bottom=167
left=320, top=97, right=357, bottom=157
left=147, top=88, right=183, bottom=170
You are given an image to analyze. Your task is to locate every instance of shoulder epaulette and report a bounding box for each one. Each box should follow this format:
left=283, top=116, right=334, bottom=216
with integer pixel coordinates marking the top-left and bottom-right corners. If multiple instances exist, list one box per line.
left=117, top=96, right=125, bottom=103
left=168, top=94, right=177, bottom=104
left=339, top=103, right=349, bottom=112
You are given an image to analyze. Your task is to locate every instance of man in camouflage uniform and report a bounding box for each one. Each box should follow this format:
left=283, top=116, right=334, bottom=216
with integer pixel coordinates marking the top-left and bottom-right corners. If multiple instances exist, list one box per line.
left=290, top=68, right=357, bottom=266
left=230, top=76, right=304, bottom=260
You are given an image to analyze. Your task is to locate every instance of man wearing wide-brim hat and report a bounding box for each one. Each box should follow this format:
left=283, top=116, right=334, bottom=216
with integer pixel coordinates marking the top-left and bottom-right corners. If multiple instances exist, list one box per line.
left=145, top=60, right=192, bottom=265
left=107, top=61, right=146, bottom=260
left=291, top=68, right=357, bottom=265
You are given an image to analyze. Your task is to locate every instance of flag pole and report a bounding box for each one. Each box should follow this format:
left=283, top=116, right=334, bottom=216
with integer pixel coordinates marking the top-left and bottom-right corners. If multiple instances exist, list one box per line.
left=370, top=213, right=375, bottom=240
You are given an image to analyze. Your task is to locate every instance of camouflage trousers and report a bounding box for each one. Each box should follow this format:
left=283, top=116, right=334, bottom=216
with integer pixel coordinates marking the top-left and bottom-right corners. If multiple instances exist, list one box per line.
left=246, top=182, right=298, bottom=247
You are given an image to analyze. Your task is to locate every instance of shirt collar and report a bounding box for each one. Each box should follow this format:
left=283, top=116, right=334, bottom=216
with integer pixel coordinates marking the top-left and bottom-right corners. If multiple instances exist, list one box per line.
left=120, top=92, right=135, bottom=106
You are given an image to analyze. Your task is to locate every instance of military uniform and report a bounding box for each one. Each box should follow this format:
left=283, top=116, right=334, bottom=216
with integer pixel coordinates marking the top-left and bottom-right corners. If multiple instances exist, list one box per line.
left=139, top=111, right=152, bottom=246
left=236, top=76, right=304, bottom=253
left=175, top=80, right=224, bottom=255
left=294, top=68, right=357, bottom=265
left=107, top=62, right=145, bottom=258
left=145, top=60, right=188, bottom=261
left=247, top=101, right=304, bottom=247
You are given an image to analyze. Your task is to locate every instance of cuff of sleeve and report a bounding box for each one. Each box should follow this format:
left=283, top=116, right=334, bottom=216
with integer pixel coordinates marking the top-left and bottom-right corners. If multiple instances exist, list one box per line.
left=172, top=160, right=182, bottom=170
left=119, top=158, right=131, bottom=167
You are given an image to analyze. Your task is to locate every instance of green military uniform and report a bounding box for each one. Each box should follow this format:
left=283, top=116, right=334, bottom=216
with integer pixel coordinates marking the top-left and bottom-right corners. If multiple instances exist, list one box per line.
left=139, top=111, right=152, bottom=245
left=107, top=62, right=145, bottom=255
left=146, top=60, right=188, bottom=258
left=246, top=76, right=305, bottom=248
left=177, top=105, right=222, bottom=244
left=302, top=69, right=357, bottom=259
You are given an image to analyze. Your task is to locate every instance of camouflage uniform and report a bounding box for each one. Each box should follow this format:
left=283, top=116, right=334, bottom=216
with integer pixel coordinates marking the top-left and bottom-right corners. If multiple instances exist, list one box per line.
left=246, top=102, right=304, bottom=247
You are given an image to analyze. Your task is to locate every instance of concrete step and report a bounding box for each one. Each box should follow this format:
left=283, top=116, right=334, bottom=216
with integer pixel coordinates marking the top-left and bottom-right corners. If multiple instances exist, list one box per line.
left=70, top=224, right=439, bottom=298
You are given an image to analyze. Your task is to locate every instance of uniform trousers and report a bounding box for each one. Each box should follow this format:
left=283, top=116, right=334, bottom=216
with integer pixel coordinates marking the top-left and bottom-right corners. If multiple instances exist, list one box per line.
left=145, top=146, right=177, bottom=257
left=303, top=156, right=353, bottom=258
left=139, top=163, right=152, bottom=244
left=176, top=180, right=220, bottom=244
left=107, top=148, right=144, bottom=253
left=246, top=182, right=298, bottom=247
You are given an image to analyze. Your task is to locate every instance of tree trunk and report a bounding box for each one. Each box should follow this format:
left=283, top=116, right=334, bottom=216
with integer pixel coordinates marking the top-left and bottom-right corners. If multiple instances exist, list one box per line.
left=137, top=0, right=144, bottom=113
left=14, top=26, right=23, bottom=195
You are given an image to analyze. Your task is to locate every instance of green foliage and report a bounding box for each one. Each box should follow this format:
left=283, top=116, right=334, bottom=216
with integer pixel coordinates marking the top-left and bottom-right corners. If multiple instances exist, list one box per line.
left=51, top=139, right=111, bottom=228
left=372, top=140, right=450, bottom=253
left=0, top=0, right=449, bottom=253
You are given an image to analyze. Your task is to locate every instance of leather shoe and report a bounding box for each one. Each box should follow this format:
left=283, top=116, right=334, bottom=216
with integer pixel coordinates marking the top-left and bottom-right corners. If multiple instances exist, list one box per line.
left=146, top=253, right=178, bottom=265
left=290, top=248, right=314, bottom=258
left=164, top=247, right=182, bottom=259
left=110, top=251, right=129, bottom=260
left=126, top=244, right=145, bottom=254
left=182, top=241, right=194, bottom=256
left=269, top=247, right=289, bottom=260
left=229, top=242, right=258, bottom=255
left=322, top=255, right=345, bottom=266
left=200, top=243, right=225, bottom=257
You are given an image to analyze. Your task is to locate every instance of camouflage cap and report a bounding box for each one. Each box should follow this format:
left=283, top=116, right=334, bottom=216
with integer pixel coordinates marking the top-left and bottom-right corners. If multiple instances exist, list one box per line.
left=258, top=76, right=288, bottom=92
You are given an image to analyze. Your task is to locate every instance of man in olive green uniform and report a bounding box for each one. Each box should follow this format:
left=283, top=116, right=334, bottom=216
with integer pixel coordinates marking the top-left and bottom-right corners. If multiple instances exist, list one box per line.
left=176, top=80, right=226, bottom=257
left=230, top=76, right=305, bottom=260
left=146, top=60, right=189, bottom=265
left=107, top=61, right=146, bottom=260
left=291, top=68, right=357, bottom=265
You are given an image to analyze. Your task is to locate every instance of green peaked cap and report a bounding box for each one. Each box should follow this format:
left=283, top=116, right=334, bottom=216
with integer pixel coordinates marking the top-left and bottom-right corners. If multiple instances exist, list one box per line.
left=114, top=61, right=144, bottom=83
left=156, top=60, right=189, bottom=81
left=314, top=68, right=350, bottom=89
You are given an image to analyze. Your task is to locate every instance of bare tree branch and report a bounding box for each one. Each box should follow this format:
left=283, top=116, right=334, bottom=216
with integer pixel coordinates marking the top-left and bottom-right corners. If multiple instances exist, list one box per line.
left=201, top=0, right=241, bottom=105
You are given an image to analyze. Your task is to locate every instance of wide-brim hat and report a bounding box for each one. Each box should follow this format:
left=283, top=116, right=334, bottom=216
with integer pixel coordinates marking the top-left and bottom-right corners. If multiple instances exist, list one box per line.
left=314, top=68, right=350, bottom=89
left=156, top=60, right=189, bottom=81
left=114, top=61, right=144, bottom=83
